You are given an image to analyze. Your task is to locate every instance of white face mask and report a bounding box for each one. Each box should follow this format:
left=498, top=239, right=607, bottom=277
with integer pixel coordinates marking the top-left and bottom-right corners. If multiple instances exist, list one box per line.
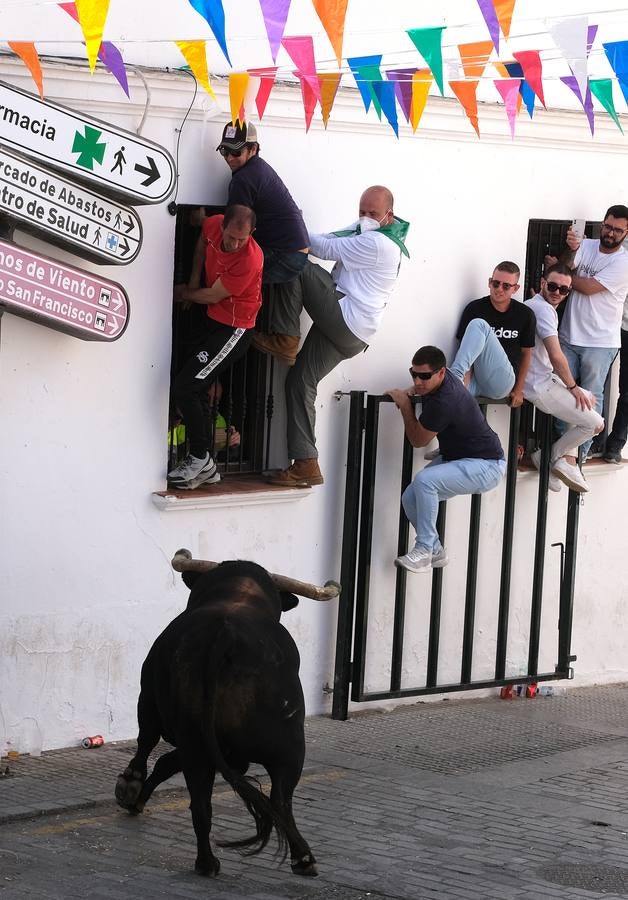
left=358, top=215, right=384, bottom=233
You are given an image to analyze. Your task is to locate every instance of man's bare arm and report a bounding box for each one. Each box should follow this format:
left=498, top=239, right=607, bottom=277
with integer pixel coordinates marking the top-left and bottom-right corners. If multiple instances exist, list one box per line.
left=386, top=388, right=437, bottom=448
left=510, top=347, right=532, bottom=408
left=174, top=278, right=231, bottom=305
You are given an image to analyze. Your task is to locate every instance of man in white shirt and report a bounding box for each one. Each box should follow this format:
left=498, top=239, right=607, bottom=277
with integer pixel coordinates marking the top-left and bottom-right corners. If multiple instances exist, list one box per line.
left=256, top=185, right=408, bottom=487
left=553, top=205, right=628, bottom=460
left=524, top=264, right=604, bottom=493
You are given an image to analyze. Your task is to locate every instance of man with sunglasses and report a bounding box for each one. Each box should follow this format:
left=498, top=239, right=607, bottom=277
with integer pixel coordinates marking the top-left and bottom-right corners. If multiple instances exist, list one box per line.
left=216, top=120, right=309, bottom=365
left=524, top=264, right=604, bottom=493
left=554, top=205, right=628, bottom=462
left=387, top=346, right=505, bottom=574
left=450, top=261, right=536, bottom=408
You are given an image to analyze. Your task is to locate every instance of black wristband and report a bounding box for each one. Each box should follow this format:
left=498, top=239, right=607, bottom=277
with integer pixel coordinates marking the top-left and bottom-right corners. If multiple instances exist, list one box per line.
left=568, top=383, right=577, bottom=390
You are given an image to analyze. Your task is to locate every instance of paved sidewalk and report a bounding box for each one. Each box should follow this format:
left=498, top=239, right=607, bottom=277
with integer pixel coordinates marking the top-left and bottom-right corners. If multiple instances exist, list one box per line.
left=2, top=685, right=628, bottom=898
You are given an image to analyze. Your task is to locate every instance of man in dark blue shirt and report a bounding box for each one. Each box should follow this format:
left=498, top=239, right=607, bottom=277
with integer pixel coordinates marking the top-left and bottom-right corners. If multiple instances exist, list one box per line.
left=217, top=120, right=309, bottom=365
left=386, top=346, right=506, bottom=573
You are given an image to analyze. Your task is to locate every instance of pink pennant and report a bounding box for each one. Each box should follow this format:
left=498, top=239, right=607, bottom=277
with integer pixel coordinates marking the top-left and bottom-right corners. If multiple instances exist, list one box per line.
left=512, top=50, right=545, bottom=108
left=281, top=36, right=321, bottom=101
left=296, top=73, right=318, bottom=131
left=494, top=78, right=521, bottom=137
left=248, top=66, right=278, bottom=119
left=258, top=0, right=292, bottom=63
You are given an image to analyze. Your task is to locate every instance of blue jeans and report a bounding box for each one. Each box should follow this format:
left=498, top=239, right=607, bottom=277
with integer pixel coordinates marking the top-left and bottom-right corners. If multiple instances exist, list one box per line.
left=450, top=319, right=515, bottom=399
left=606, top=328, right=628, bottom=452
left=262, top=248, right=308, bottom=285
left=402, top=456, right=507, bottom=553
left=556, top=341, right=618, bottom=458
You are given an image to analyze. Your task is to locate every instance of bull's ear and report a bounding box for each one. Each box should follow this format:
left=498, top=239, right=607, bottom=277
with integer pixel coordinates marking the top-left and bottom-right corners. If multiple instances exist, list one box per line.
left=280, top=592, right=299, bottom=612
left=182, top=571, right=201, bottom=590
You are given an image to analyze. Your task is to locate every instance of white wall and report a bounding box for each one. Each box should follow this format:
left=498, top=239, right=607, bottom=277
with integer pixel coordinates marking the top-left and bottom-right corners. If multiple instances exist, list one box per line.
left=1, top=58, right=627, bottom=753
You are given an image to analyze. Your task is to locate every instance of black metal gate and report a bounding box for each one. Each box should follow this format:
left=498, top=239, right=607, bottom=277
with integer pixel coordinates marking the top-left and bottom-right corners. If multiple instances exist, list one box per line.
left=332, top=391, right=580, bottom=720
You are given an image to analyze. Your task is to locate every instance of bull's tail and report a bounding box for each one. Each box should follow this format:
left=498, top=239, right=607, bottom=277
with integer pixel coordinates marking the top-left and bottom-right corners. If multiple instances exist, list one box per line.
left=195, top=623, right=289, bottom=859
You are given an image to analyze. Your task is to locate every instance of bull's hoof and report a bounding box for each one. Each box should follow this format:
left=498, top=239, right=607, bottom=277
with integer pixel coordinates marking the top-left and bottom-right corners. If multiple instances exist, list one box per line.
left=195, top=857, right=220, bottom=877
left=115, top=768, right=145, bottom=811
left=291, top=854, right=318, bottom=877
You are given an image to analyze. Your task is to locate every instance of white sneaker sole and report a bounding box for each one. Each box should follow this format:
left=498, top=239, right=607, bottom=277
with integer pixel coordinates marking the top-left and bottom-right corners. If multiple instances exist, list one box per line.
left=174, top=471, right=221, bottom=491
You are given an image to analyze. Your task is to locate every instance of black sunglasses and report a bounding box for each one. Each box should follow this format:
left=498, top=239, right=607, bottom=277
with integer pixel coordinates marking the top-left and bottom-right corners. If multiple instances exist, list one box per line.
left=489, top=278, right=518, bottom=290
left=545, top=281, right=571, bottom=297
left=409, top=368, right=436, bottom=381
left=219, top=146, right=243, bottom=158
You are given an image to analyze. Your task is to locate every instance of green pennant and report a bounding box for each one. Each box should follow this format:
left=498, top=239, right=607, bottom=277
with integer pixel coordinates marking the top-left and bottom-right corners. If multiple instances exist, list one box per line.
left=406, top=26, right=446, bottom=96
left=590, top=78, right=624, bottom=133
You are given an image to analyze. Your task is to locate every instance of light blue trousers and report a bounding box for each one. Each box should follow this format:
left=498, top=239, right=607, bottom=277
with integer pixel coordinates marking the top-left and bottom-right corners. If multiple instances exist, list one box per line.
left=402, top=456, right=507, bottom=553
left=556, top=341, right=618, bottom=459
left=450, top=319, right=515, bottom=399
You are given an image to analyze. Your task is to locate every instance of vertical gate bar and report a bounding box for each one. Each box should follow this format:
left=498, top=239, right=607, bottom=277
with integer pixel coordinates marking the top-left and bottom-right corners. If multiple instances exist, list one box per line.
left=332, top=391, right=365, bottom=721
left=264, top=355, right=275, bottom=472
left=557, top=488, right=580, bottom=674
left=426, top=502, right=447, bottom=688
left=460, top=493, right=482, bottom=684
left=495, top=405, right=521, bottom=679
left=351, top=395, right=380, bottom=701
left=527, top=412, right=552, bottom=676
left=390, top=431, right=415, bottom=692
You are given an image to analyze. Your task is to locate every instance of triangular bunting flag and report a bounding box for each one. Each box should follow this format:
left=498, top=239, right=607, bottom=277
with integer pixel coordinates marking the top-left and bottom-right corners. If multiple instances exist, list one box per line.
left=187, top=0, right=231, bottom=66
left=347, top=55, right=383, bottom=116
left=175, top=41, right=215, bottom=98
left=386, top=68, right=416, bottom=123
left=410, top=69, right=432, bottom=132
left=312, top=0, right=349, bottom=68
left=603, top=41, right=628, bottom=107
left=476, top=0, right=500, bottom=52
left=74, top=0, right=111, bottom=72
left=503, top=60, right=524, bottom=113
left=8, top=42, right=44, bottom=98
left=449, top=80, right=480, bottom=137
left=589, top=78, right=623, bottom=134
left=258, top=0, right=291, bottom=63
left=458, top=40, right=494, bottom=80
left=229, top=73, right=249, bottom=124
left=295, top=74, right=318, bottom=131
left=318, top=72, right=342, bottom=128
left=248, top=67, right=277, bottom=119
left=60, top=3, right=129, bottom=96
left=406, top=27, right=445, bottom=95
left=494, top=78, right=521, bottom=137
left=282, top=36, right=321, bottom=101
left=372, top=81, right=399, bottom=137
left=512, top=50, right=545, bottom=107
left=494, top=0, right=517, bottom=40
left=561, top=75, right=594, bottom=135
left=550, top=16, right=589, bottom=102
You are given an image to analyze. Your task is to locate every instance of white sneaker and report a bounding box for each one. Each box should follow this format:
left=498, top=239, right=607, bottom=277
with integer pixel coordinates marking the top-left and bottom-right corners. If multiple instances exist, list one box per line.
left=168, top=452, right=214, bottom=485
left=177, top=468, right=221, bottom=491
left=424, top=447, right=441, bottom=460
left=551, top=457, right=589, bottom=493
left=431, top=547, right=449, bottom=568
left=531, top=450, right=562, bottom=493
left=394, top=546, right=433, bottom=573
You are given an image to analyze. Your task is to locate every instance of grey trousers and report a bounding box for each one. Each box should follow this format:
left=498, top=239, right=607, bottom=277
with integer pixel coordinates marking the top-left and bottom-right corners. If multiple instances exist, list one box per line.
left=285, top=262, right=367, bottom=460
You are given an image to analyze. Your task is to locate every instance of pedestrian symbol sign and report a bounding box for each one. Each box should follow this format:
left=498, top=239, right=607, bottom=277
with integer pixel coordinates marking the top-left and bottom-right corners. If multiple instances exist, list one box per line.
left=0, top=80, right=176, bottom=205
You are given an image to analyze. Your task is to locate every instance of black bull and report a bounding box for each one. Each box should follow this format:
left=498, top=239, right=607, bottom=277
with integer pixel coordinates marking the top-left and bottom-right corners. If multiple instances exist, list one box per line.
left=115, top=560, right=317, bottom=877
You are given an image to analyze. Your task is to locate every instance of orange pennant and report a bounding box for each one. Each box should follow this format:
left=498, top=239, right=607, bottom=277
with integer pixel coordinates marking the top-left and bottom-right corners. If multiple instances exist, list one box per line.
left=494, top=0, right=517, bottom=40
left=75, top=0, right=111, bottom=72
left=8, top=42, right=44, bottom=97
left=175, top=41, right=215, bottom=99
left=312, top=0, right=349, bottom=67
left=458, top=40, right=494, bottom=79
left=410, top=69, right=433, bottom=132
left=318, top=72, right=342, bottom=127
left=229, top=73, right=249, bottom=124
left=449, top=80, right=480, bottom=137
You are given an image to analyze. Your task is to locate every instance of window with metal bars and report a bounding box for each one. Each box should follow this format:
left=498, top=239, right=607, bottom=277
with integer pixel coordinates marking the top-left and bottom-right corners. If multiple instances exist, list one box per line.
left=169, top=204, right=276, bottom=477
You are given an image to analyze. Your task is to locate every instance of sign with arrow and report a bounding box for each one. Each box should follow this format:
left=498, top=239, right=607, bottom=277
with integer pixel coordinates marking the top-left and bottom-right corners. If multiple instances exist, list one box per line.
left=0, top=147, right=142, bottom=265
left=0, top=80, right=176, bottom=205
left=0, top=239, right=129, bottom=341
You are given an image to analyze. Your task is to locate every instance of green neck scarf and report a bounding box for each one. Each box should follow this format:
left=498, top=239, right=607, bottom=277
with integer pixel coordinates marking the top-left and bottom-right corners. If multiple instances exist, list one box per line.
left=333, top=216, right=410, bottom=258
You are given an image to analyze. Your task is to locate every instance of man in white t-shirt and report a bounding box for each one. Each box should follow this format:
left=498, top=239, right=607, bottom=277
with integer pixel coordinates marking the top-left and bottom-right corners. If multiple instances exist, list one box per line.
left=259, top=185, right=408, bottom=487
left=553, top=204, right=628, bottom=460
left=524, top=264, right=604, bottom=493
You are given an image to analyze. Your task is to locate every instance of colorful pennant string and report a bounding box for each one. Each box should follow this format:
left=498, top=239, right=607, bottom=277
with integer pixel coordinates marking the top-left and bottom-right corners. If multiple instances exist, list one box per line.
left=187, top=0, right=231, bottom=66
left=372, top=81, right=399, bottom=137
left=59, top=3, right=128, bottom=96
left=229, top=73, right=249, bottom=124
left=74, top=0, right=111, bottom=72
left=406, top=27, right=445, bottom=96
left=603, top=41, right=628, bottom=106
left=175, top=41, right=215, bottom=98
left=318, top=71, right=342, bottom=127
left=512, top=50, right=545, bottom=108
left=347, top=55, right=383, bottom=116
left=550, top=16, right=589, bottom=101
left=589, top=78, right=623, bottom=133
left=8, top=42, right=44, bottom=98
left=458, top=40, right=494, bottom=80
left=258, top=0, right=292, bottom=63
left=312, top=0, right=349, bottom=68
left=247, top=67, right=278, bottom=119
left=476, top=0, right=501, bottom=52
left=295, top=74, right=318, bottom=131
left=410, top=69, right=433, bottom=133
left=282, top=36, right=321, bottom=101
left=561, top=75, right=594, bottom=135
left=449, top=79, right=480, bottom=136
left=494, top=78, right=521, bottom=137
left=493, top=0, right=517, bottom=40
left=386, top=68, right=416, bottom=123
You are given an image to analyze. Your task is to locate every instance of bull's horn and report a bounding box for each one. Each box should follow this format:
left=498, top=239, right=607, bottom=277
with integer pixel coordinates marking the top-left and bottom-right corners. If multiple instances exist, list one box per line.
left=171, top=550, right=341, bottom=602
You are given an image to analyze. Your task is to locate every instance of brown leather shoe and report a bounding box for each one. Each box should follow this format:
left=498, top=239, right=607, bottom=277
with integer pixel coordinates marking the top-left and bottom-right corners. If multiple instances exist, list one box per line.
left=268, top=459, right=324, bottom=486
left=252, top=333, right=299, bottom=366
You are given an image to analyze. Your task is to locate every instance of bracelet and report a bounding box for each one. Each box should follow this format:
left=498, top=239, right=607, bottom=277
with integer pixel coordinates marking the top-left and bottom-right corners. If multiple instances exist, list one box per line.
left=568, top=383, right=577, bottom=390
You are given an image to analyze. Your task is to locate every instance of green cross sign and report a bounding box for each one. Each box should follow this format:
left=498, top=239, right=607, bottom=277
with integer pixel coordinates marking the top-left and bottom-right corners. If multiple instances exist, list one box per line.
left=72, top=126, right=107, bottom=170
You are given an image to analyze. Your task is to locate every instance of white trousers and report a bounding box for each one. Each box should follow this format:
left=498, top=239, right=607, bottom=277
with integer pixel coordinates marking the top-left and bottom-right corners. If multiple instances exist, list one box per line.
left=524, top=375, right=604, bottom=460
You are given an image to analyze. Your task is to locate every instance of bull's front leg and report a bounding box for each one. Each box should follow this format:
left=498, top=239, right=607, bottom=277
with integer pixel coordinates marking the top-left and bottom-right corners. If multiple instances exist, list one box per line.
left=183, top=765, right=219, bottom=876
left=115, top=691, right=161, bottom=813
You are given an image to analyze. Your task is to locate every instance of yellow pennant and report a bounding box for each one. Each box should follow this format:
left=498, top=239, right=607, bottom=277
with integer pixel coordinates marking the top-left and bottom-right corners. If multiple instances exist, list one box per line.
left=75, top=0, right=111, bottom=72
left=8, top=42, right=44, bottom=97
left=229, top=73, right=250, bottom=125
left=410, top=69, right=433, bottom=132
left=175, top=41, right=215, bottom=99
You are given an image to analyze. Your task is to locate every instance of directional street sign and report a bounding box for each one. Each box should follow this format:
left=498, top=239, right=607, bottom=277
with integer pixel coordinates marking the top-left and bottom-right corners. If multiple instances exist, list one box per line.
left=0, top=80, right=176, bottom=205
left=0, top=239, right=129, bottom=341
left=0, top=147, right=142, bottom=265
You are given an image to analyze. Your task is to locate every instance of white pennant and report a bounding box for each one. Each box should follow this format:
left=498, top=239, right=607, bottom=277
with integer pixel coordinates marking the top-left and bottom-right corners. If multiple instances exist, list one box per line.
left=549, top=16, right=589, bottom=101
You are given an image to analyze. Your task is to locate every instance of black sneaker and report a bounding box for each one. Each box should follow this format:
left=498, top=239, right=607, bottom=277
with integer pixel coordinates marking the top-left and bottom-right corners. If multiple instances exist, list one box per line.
left=603, top=449, right=623, bottom=464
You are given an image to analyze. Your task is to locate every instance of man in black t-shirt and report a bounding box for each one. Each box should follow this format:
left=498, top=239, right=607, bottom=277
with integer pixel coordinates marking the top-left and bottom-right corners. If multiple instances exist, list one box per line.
left=217, top=120, right=309, bottom=365
left=451, top=261, right=536, bottom=408
left=386, top=346, right=506, bottom=574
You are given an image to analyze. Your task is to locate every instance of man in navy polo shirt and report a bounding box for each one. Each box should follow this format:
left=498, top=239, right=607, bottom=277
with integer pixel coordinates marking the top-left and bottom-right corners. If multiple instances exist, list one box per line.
left=216, top=120, right=309, bottom=365
left=387, top=346, right=506, bottom=574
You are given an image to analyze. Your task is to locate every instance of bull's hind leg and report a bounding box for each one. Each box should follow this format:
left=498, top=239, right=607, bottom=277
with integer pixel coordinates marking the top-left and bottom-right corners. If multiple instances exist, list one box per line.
left=183, top=765, right=220, bottom=876
left=115, top=691, right=161, bottom=813
left=268, top=760, right=317, bottom=876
